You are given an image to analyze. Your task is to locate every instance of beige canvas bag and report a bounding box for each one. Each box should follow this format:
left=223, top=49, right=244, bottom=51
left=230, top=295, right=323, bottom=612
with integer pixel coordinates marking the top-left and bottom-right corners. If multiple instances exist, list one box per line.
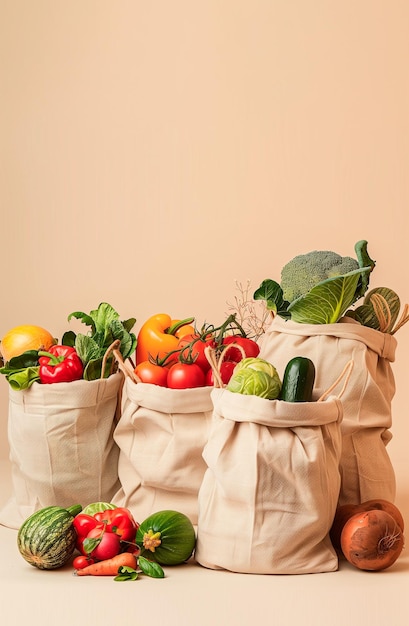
left=195, top=364, right=347, bottom=575
left=0, top=372, right=122, bottom=530
left=257, top=315, right=397, bottom=506
left=111, top=364, right=213, bottom=525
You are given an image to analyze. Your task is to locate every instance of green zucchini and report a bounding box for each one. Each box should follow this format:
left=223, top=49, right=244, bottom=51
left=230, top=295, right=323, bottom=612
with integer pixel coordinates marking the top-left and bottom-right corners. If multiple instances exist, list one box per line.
left=280, top=356, right=316, bottom=402
left=17, top=504, right=82, bottom=570
left=136, top=510, right=196, bottom=566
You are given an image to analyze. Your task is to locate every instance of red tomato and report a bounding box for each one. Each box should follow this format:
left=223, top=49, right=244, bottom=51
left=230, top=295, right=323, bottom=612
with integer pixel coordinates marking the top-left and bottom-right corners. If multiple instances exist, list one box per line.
left=85, top=528, right=122, bottom=561
left=73, top=555, right=95, bottom=570
left=177, top=333, right=215, bottom=373
left=167, top=362, right=206, bottom=389
left=205, top=360, right=237, bottom=386
left=134, top=361, right=168, bottom=387
left=221, top=336, right=260, bottom=362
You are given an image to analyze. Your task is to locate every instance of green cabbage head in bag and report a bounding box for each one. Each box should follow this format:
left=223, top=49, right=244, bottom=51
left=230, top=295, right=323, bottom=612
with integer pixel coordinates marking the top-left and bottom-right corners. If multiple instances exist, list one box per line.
left=226, top=357, right=281, bottom=399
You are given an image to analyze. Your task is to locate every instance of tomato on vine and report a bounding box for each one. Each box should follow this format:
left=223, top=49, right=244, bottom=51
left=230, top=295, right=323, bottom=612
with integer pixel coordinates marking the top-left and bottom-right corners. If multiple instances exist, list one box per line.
left=134, top=360, right=169, bottom=387
left=177, top=333, right=215, bottom=373
left=167, top=362, right=206, bottom=389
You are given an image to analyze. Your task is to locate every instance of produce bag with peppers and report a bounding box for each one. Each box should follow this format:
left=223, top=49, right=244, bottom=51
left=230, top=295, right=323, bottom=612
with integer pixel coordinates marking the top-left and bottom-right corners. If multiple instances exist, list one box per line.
left=111, top=313, right=260, bottom=525
left=254, top=240, right=409, bottom=507
left=0, top=303, right=136, bottom=530
left=195, top=348, right=349, bottom=575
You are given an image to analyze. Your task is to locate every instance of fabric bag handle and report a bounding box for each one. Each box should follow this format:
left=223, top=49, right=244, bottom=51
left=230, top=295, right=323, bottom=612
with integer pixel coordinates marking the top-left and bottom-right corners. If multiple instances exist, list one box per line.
left=109, top=341, right=140, bottom=384
left=317, top=359, right=354, bottom=402
left=205, top=343, right=247, bottom=388
left=205, top=344, right=353, bottom=402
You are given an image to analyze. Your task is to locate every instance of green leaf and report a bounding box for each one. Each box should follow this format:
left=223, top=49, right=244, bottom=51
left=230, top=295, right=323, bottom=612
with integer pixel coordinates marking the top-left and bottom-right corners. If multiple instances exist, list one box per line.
left=2, top=350, right=39, bottom=370
left=114, top=566, right=139, bottom=581
left=354, top=240, right=376, bottom=298
left=61, top=330, right=76, bottom=347
left=122, top=318, right=137, bottom=333
left=89, top=303, right=120, bottom=335
left=109, top=319, right=136, bottom=359
left=67, top=311, right=96, bottom=331
left=5, top=366, right=40, bottom=390
left=288, top=269, right=364, bottom=324
left=82, top=536, right=102, bottom=555
left=82, top=358, right=104, bottom=381
left=253, top=279, right=289, bottom=316
left=345, top=303, right=380, bottom=329
left=138, top=556, right=165, bottom=578
left=75, top=335, right=101, bottom=364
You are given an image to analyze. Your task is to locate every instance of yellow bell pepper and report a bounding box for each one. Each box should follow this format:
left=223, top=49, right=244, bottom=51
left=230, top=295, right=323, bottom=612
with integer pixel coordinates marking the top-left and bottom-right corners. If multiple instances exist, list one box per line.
left=135, top=313, right=195, bottom=365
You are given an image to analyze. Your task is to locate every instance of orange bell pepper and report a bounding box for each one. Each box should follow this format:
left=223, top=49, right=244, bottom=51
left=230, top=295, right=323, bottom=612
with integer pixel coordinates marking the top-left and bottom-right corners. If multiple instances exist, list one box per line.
left=135, top=313, right=195, bottom=365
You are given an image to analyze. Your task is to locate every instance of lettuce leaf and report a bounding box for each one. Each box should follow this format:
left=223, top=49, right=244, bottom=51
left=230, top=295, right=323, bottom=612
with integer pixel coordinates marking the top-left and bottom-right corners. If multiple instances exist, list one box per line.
left=287, top=267, right=372, bottom=324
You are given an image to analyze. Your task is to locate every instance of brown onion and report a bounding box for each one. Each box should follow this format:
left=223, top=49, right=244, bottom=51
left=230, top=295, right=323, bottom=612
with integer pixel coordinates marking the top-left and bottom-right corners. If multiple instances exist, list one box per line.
left=341, top=509, right=404, bottom=571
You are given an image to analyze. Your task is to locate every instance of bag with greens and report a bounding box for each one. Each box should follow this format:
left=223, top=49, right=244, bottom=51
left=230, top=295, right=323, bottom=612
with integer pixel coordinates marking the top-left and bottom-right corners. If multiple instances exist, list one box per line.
left=195, top=368, right=346, bottom=574
left=257, top=315, right=397, bottom=506
left=0, top=303, right=136, bottom=530
left=0, top=372, right=122, bottom=530
left=111, top=363, right=213, bottom=525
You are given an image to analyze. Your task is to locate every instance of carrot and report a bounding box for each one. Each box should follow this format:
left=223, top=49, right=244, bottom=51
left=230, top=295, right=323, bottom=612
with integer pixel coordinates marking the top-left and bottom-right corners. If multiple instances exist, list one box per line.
left=75, top=552, right=137, bottom=576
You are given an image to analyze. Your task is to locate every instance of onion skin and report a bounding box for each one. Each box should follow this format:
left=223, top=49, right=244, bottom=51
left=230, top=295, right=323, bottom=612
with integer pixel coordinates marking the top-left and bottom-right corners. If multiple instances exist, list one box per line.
left=330, top=499, right=405, bottom=552
left=340, top=510, right=405, bottom=571
left=330, top=504, right=358, bottom=551
left=360, top=499, right=405, bottom=532
left=0, top=325, right=55, bottom=361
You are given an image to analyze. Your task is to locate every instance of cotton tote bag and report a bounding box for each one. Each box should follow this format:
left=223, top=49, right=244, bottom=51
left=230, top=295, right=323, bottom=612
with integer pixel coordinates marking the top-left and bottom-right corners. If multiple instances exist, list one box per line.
left=112, top=372, right=213, bottom=525
left=0, top=372, right=122, bottom=530
left=257, top=315, right=397, bottom=506
left=195, top=387, right=344, bottom=575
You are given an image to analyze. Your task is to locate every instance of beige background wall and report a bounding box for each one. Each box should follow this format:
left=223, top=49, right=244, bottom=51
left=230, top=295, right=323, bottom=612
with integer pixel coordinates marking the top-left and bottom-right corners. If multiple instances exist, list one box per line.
left=1, top=1, right=408, bottom=514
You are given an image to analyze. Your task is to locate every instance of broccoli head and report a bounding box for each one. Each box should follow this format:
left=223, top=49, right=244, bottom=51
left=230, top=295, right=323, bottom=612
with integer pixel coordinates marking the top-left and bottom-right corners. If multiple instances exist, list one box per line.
left=280, top=250, right=359, bottom=302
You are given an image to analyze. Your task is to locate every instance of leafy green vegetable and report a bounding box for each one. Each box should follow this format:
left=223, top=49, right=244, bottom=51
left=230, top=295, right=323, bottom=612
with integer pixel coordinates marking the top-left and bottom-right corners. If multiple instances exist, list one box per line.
left=254, top=240, right=376, bottom=325
left=227, top=357, right=281, bottom=399
left=253, top=279, right=290, bottom=318
left=280, top=249, right=360, bottom=303
left=62, top=302, right=137, bottom=380
left=81, top=502, right=117, bottom=516
left=0, top=350, right=40, bottom=389
left=113, top=557, right=165, bottom=581
left=287, top=267, right=368, bottom=325
left=114, top=566, right=139, bottom=581
left=138, top=556, right=165, bottom=578
left=346, top=287, right=402, bottom=332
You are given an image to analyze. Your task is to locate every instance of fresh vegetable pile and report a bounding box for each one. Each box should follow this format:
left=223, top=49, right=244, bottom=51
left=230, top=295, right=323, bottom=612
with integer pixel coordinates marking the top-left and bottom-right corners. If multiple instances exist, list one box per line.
left=0, top=302, right=136, bottom=389
left=17, top=501, right=197, bottom=581
left=3, top=237, right=408, bottom=576
left=133, top=313, right=261, bottom=389
left=254, top=239, right=409, bottom=331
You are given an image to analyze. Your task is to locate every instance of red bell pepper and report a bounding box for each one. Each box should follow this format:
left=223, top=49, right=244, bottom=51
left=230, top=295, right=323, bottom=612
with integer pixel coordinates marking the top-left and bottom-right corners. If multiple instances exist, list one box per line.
left=93, top=507, right=139, bottom=542
left=73, top=513, right=103, bottom=555
left=38, top=345, right=84, bottom=384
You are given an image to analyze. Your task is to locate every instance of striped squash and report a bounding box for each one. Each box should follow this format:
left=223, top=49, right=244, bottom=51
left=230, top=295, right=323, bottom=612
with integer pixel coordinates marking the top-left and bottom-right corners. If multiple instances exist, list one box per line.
left=17, top=504, right=82, bottom=570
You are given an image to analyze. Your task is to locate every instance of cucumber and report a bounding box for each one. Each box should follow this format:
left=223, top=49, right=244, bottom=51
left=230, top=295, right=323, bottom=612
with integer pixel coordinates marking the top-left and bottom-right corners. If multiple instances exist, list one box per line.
left=280, top=356, right=315, bottom=402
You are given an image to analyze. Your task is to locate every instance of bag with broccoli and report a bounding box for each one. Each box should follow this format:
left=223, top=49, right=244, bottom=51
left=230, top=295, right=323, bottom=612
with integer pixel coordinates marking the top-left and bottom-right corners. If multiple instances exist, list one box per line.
left=254, top=240, right=400, bottom=506
left=195, top=350, right=347, bottom=575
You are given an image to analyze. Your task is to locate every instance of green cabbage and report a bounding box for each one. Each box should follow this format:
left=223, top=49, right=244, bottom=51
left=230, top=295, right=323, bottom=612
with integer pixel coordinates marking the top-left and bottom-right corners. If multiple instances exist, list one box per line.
left=81, top=502, right=117, bottom=516
left=227, top=357, right=281, bottom=399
